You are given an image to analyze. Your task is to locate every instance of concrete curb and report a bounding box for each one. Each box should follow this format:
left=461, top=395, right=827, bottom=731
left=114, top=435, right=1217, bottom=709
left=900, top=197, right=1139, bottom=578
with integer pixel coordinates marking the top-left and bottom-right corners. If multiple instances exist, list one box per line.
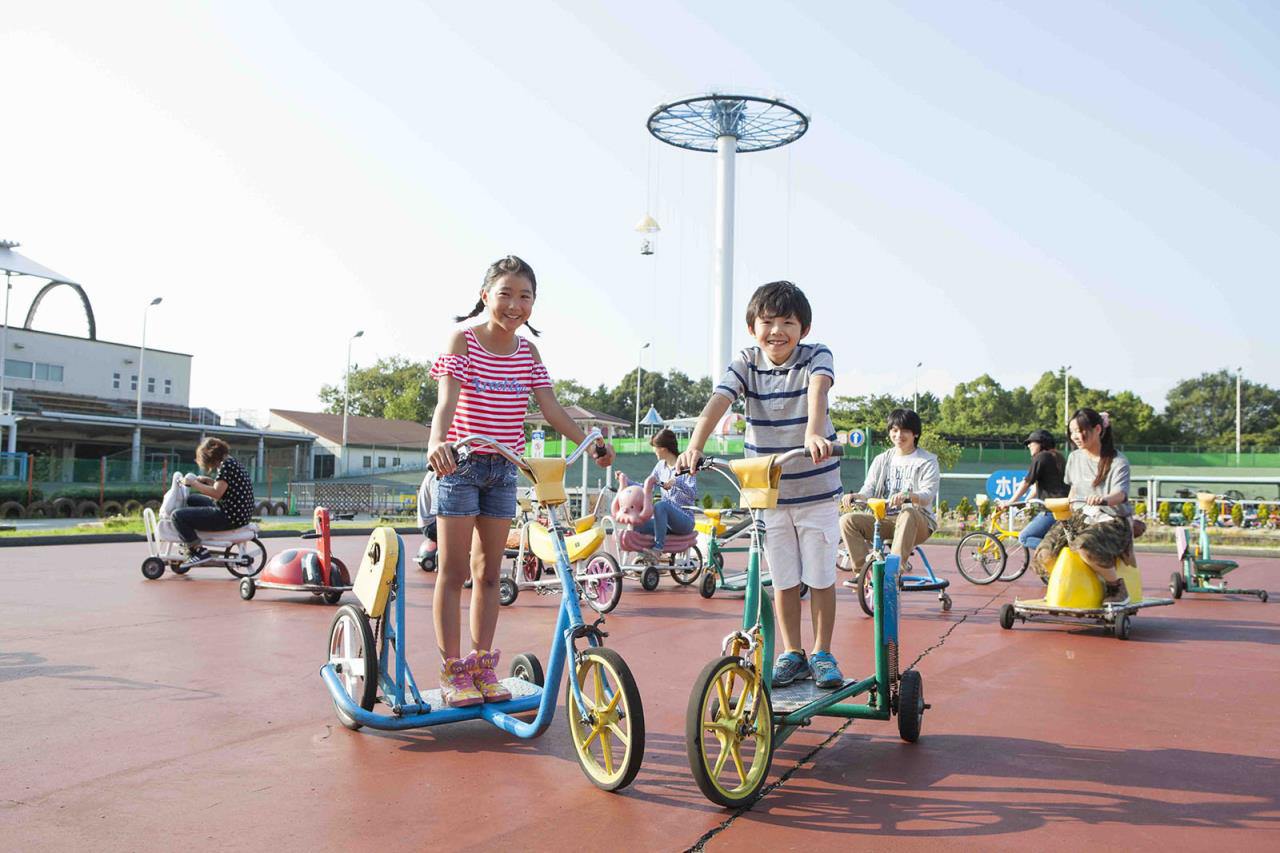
left=0, top=526, right=422, bottom=548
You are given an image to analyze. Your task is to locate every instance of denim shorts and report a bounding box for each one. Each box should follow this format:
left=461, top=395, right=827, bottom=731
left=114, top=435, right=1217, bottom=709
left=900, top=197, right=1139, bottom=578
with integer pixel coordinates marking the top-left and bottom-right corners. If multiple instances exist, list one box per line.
left=436, top=453, right=518, bottom=519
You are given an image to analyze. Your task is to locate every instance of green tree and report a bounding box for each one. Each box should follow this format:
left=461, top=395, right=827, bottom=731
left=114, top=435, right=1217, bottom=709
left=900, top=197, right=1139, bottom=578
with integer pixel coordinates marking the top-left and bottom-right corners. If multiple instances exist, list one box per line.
left=319, top=356, right=436, bottom=423
left=919, top=427, right=961, bottom=471
left=1164, top=369, right=1280, bottom=447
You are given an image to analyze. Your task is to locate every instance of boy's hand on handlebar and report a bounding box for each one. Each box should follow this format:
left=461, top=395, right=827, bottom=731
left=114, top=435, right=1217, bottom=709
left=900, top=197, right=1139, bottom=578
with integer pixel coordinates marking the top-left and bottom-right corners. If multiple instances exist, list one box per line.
left=428, top=441, right=458, bottom=476
left=592, top=441, right=615, bottom=468
left=840, top=493, right=864, bottom=510
left=890, top=492, right=911, bottom=508
left=676, top=448, right=704, bottom=475
left=804, top=434, right=833, bottom=464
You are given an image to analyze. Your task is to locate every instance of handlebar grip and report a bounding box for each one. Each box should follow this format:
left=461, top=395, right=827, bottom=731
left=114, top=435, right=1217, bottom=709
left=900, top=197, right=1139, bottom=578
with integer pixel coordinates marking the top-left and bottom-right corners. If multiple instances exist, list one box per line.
left=593, top=442, right=607, bottom=459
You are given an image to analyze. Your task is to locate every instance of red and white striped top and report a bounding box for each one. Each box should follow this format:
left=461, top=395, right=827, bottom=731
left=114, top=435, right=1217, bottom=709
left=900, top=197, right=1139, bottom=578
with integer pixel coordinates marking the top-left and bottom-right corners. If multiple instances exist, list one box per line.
left=431, top=328, right=551, bottom=455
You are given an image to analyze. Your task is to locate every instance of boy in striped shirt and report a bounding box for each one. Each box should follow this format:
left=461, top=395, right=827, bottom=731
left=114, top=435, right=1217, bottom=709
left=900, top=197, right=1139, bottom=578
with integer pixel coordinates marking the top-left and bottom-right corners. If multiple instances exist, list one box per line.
left=678, top=281, right=844, bottom=689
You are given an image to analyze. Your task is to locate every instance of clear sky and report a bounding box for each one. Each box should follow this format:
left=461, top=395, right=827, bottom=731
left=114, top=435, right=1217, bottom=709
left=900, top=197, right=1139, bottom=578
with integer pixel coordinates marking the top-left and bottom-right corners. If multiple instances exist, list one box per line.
left=3, top=1, right=1277, bottom=420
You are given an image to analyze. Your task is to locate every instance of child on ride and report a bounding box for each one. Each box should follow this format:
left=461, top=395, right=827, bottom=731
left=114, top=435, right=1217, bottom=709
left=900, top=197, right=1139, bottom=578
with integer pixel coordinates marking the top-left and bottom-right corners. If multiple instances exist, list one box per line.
left=677, top=281, right=843, bottom=690
left=839, top=409, right=941, bottom=583
left=1031, top=408, right=1135, bottom=605
left=631, top=428, right=698, bottom=555
left=428, top=255, right=614, bottom=708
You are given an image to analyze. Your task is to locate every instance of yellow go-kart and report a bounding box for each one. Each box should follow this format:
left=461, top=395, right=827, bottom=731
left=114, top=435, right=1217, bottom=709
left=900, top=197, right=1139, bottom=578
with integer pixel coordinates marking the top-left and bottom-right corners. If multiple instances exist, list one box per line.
left=998, top=498, right=1173, bottom=640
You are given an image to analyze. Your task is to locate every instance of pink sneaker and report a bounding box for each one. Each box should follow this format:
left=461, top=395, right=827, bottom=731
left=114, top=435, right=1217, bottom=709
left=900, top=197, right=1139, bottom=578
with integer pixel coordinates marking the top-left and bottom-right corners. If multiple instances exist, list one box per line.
left=440, top=657, right=483, bottom=707
left=470, top=649, right=512, bottom=703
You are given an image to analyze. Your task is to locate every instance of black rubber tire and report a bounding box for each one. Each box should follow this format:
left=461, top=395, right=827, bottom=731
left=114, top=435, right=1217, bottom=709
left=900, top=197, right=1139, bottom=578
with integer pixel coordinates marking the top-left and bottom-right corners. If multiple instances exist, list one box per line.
left=897, top=669, right=924, bottom=743
left=143, top=500, right=161, bottom=515
left=26, top=500, right=53, bottom=518
left=416, top=549, right=437, bottom=572
left=641, top=566, right=661, bottom=592
left=121, top=500, right=142, bottom=516
left=999, top=602, right=1016, bottom=630
left=510, top=652, right=545, bottom=687
left=1261, top=590, right=1269, bottom=603
left=685, top=655, right=773, bottom=808
left=1170, top=572, right=1185, bottom=599
left=856, top=566, right=875, bottom=617
left=955, top=532, right=1006, bottom=585
left=100, top=500, right=123, bottom=517
left=74, top=500, right=100, bottom=518
left=51, top=497, right=75, bottom=518
left=519, top=553, right=542, bottom=583
left=499, top=576, right=519, bottom=606
left=566, top=646, right=645, bottom=791
left=1116, top=614, right=1132, bottom=641
left=0, top=501, right=25, bottom=519
left=941, top=593, right=953, bottom=612
left=171, top=560, right=192, bottom=575
left=323, top=590, right=343, bottom=605
left=328, top=603, right=378, bottom=731
left=141, top=557, right=166, bottom=580
left=700, top=569, right=717, bottom=599
left=225, top=538, right=267, bottom=578
left=669, top=544, right=703, bottom=585
left=582, top=552, right=623, bottom=614
left=256, top=501, right=273, bottom=517
left=273, top=501, right=288, bottom=516
left=1000, top=538, right=1031, bottom=582
left=240, top=577, right=256, bottom=600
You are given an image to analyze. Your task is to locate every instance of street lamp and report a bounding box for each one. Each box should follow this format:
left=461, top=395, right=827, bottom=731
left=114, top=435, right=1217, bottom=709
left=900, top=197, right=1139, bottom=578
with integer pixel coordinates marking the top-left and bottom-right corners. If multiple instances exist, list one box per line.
left=913, top=361, right=923, bottom=412
left=342, top=330, right=364, bottom=476
left=131, top=297, right=163, bottom=481
left=1236, top=366, right=1243, bottom=463
left=634, top=342, right=650, bottom=445
left=1061, top=365, right=1072, bottom=428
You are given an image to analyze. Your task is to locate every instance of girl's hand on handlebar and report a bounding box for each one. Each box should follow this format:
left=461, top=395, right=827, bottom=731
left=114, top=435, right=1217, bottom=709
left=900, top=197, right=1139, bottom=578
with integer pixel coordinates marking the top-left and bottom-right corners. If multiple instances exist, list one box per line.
left=428, top=441, right=458, bottom=477
left=804, top=434, right=833, bottom=464
left=676, top=447, right=704, bottom=475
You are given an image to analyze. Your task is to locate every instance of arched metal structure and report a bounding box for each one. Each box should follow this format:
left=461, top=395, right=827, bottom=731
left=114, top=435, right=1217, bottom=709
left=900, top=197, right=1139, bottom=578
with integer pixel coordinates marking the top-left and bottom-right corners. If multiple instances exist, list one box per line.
left=648, top=94, right=808, bottom=379
left=23, top=280, right=98, bottom=340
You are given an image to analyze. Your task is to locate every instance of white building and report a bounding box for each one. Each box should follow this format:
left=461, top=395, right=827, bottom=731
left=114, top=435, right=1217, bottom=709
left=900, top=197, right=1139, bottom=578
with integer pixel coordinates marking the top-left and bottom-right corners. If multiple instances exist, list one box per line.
left=269, top=410, right=431, bottom=478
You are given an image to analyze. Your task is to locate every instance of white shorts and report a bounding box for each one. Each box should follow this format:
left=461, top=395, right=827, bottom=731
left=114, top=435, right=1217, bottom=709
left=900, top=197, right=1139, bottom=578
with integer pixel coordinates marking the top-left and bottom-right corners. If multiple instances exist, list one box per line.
left=763, top=500, right=840, bottom=591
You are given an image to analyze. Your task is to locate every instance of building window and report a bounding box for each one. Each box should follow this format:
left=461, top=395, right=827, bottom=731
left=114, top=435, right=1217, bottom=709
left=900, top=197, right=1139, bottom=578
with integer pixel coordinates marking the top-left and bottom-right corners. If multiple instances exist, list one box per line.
left=377, top=456, right=387, bottom=468
left=362, top=455, right=372, bottom=468
left=3, top=359, right=33, bottom=379
left=164, top=379, right=172, bottom=395
left=131, top=375, right=138, bottom=392
left=32, top=362, right=63, bottom=382
left=147, top=377, right=156, bottom=393
left=392, top=457, right=401, bottom=467
left=113, top=372, right=121, bottom=389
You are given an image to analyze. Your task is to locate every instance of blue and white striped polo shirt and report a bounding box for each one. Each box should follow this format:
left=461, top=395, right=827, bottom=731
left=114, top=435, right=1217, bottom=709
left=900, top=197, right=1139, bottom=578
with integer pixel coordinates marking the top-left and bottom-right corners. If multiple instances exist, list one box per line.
left=714, top=343, right=841, bottom=506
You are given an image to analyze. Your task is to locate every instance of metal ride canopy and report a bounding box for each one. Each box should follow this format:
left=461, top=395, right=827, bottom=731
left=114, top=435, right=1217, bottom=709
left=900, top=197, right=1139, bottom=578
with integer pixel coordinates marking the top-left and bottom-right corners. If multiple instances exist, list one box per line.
left=648, top=94, right=809, bottom=380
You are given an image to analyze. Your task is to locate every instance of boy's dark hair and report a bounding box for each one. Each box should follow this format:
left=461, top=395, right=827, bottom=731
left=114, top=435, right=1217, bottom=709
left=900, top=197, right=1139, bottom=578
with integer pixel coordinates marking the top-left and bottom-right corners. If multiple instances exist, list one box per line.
left=887, top=408, right=922, bottom=444
left=745, top=281, right=811, bottom=331
left=454, top=254, right=541, bottom=336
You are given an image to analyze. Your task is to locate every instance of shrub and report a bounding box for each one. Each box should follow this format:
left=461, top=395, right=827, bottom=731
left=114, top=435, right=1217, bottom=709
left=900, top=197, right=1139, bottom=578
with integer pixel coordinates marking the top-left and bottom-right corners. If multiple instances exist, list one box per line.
left=720, top=495, right=733, bottom=509
left=701, top=494, right=713, bottom=509
left=48, top=485, right=164, bottom=503
left=1134, top=501, right=1147, bottom=517
left=0, top=484, right=41, bottom=503
left=1258, top=504, right=1271, bottom=524
left=956, top=496, right=973, bottom=520
left=1157, top=502, right=1171, bottom=524
left=938, top=499, right=950, bottom=518
left=1231, top=503, right=1244, bottom=527
left=1182, top=501, right=1195, bottom=522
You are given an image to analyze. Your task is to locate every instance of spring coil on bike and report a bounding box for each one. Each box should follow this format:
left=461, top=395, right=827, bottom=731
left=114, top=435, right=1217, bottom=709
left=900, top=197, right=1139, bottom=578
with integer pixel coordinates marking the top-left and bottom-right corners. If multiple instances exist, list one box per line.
left=887, top=640, right=899, bottom=680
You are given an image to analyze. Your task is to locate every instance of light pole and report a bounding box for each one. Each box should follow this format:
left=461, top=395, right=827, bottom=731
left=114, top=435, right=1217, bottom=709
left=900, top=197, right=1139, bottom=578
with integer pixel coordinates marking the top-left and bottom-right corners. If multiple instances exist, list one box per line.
left=1236, top=366, right=1243, bottom=463
left=342, top=330, right=364, bottom=476
left=1061, top=365, right=1072, bottom=428
left=913, top=361, right=923, bottom=412
left=634, top=342, right=650, bottom=446
left=131, top=297, right=163, bottom=481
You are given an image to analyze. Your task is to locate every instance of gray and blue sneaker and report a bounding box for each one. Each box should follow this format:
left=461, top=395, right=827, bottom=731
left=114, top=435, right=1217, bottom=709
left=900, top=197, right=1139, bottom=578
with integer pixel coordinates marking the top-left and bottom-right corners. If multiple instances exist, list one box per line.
left=810, top=651, right=844, bottom=689
left=772, top=651, right=811, bottom=687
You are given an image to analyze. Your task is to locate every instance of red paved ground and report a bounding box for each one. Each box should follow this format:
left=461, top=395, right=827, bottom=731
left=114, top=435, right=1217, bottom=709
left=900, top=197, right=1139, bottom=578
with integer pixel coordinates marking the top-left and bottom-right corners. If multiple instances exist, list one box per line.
left=1, top=538, right=1277, bottom=851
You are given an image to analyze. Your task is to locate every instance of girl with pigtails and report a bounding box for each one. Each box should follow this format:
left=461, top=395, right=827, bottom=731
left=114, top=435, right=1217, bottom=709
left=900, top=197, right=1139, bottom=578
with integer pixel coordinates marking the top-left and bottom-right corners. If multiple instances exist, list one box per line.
left=427, top=255, right=614, bottom=707
left=1032, top=408, right=1136, bottom=605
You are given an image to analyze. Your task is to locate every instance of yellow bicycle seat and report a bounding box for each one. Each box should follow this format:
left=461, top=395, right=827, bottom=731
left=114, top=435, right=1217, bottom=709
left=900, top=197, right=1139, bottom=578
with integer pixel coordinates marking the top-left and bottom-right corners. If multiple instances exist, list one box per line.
left=696, top=509, right=727, bottom=536
left=527, top=521, right=604, bottom=565
left=1045, top=547, right=1144, bottom=609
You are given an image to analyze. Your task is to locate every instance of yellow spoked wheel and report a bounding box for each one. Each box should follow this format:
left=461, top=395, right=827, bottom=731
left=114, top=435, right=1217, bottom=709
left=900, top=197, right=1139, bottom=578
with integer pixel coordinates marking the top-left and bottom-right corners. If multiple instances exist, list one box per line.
left=566, top=646, right=645, bottom=791
left=686, top=655, right=774, bottom=808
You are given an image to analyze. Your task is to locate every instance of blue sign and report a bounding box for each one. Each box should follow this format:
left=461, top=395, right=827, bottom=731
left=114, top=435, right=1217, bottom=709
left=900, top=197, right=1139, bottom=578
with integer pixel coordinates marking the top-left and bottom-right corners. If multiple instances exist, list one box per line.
left=985, top=469, right=1027, bottom=501
left=848, top=429, right=866, bottom=448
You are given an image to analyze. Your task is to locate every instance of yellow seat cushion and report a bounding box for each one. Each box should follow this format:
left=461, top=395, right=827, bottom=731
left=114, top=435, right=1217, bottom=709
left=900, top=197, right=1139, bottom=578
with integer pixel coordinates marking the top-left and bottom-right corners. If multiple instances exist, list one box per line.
left=728, top=455, right=780, bottom=509
left=572, top=515, right=596, bottom=534
left=1045, top=547, right=1143, bottom=609
left=527, top=522, right=604, bottom=565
